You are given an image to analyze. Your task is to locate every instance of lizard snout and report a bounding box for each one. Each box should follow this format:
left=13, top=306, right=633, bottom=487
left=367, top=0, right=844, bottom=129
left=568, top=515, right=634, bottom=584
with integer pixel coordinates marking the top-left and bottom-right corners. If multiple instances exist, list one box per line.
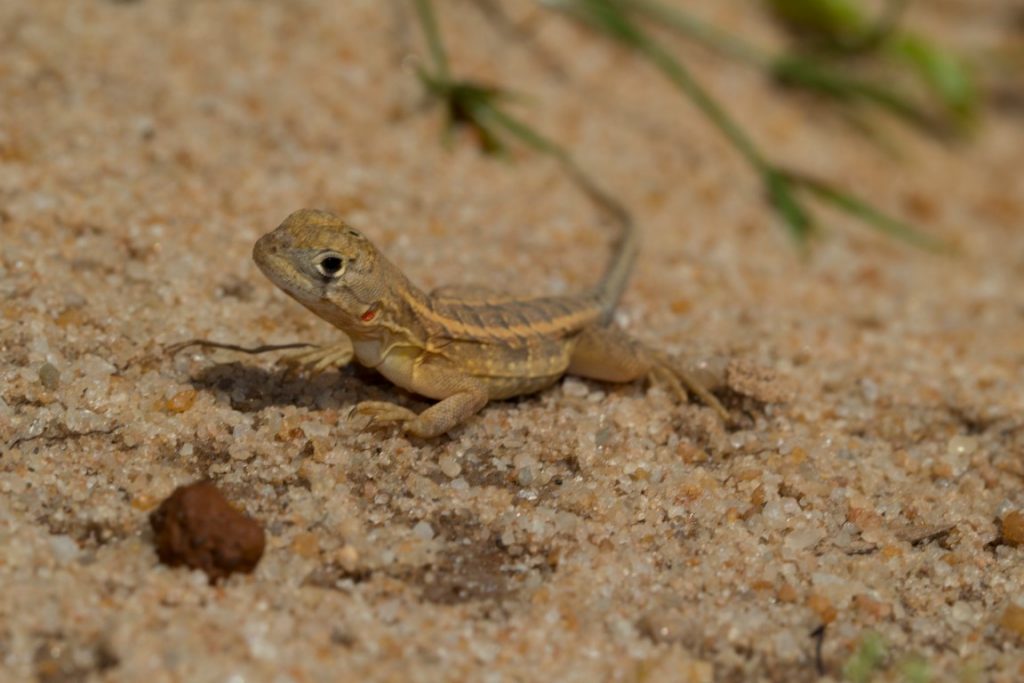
left=253, top=228, right=292, bottom=262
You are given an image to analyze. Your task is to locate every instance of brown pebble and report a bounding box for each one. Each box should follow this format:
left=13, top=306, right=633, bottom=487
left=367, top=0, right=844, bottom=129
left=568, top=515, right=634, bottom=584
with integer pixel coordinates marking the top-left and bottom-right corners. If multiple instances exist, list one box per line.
left=165, top=389, right=197, bottom=413
left=749, top=484, right=767, bottom=508
left=1002, top=510, right=1024, bottom=546
left=1001, top=603, right=1024, bottom=639
left=149, top=481, right=265, bottom=583
left=776, top=582, right=799, bottom=603
left=902, top=190, right=939, bottom=221
left=291, top=532, right=320, bottom=559
left=807, top=593, right=837, bottom=624
left=38, top=362, right=60, bottom=390
left=853, top=594, right=892, bottom=620
left=880, top=544, right=903, bottom=559
left=669, top=298, right=692, bottom=315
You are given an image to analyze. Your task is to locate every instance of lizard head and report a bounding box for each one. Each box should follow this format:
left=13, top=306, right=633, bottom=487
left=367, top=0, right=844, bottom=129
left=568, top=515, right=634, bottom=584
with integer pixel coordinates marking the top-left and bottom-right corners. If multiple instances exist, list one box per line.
left=253, top=209, right=395, bottom=334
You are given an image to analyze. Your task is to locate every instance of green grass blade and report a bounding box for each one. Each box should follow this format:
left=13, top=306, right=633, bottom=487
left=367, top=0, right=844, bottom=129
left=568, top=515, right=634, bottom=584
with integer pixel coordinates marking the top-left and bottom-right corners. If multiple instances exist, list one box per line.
left=788, top=171, right=947, bottom=250
left=841, top=631, right=888, bottom=683
left=765, top=169, right=816, bottom=245
left=623, top=0, right=767, bottom=65
left=772, top=55, right=931, bottom=127
left=555, top=0, right=769, bottom=169
left=413, top=0, right=450, bottom=79
left=889, top=33, right=978, bottom=127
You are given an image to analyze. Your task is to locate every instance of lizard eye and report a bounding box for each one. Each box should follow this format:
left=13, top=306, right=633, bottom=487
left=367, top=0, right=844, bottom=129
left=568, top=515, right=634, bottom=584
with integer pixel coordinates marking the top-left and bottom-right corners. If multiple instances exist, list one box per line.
left=314, top=252, right=346, bottom=279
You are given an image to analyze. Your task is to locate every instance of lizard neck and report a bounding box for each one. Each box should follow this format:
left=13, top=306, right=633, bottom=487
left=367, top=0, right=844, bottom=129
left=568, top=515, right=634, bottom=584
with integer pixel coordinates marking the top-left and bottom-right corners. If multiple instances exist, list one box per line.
left=344, top=259, right=436, bottom=348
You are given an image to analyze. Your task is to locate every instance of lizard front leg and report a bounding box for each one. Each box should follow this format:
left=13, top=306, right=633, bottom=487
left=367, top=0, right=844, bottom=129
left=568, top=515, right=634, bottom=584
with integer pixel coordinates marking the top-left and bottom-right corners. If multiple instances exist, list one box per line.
left=568, top=324, right=730, bottom=421
left=350, top=368, right=489, bottom=438
left=279, top=337, right=354, bottom=375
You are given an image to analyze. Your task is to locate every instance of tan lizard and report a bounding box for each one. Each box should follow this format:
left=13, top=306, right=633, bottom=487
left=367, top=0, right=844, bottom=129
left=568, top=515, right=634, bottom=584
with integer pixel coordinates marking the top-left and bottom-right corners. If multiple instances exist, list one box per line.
left=251, top=200, right=728, bottom=438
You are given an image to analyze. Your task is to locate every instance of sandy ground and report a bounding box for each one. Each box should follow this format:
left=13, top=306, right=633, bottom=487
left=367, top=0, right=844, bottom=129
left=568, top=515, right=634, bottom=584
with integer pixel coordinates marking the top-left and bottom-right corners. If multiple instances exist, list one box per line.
left=2, top=1, right=1023, bottom=681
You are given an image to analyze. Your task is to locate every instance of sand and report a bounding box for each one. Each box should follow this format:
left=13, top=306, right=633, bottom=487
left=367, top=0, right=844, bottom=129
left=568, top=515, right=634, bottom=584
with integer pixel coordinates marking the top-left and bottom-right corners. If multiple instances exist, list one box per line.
left=1, top=1, right=1023, bottom=681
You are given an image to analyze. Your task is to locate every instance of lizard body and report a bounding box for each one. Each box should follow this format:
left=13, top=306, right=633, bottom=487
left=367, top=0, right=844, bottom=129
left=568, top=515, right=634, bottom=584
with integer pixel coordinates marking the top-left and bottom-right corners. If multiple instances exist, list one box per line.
left=253, top=208, right=726, bottom=438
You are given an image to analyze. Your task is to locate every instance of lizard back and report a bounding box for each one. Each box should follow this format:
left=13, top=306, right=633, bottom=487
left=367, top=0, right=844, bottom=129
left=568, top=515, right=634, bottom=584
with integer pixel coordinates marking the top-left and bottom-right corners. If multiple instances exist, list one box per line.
left=413, top=295, right=603, bottom=393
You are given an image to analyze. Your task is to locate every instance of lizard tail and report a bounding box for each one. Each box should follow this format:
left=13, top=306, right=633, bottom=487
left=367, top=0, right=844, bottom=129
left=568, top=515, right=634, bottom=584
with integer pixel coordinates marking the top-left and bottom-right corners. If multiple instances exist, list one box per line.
left=563, top=161, right=639, bottom=324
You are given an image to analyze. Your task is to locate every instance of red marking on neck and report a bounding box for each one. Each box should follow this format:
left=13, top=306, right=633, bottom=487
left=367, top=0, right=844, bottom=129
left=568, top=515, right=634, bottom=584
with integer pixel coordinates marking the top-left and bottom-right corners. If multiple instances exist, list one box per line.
left=361, top=308, right=376, bottom=322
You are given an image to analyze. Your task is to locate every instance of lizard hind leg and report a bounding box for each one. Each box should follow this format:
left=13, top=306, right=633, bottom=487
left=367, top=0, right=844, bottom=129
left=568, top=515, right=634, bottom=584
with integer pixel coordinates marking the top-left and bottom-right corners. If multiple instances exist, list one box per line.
left=647, top=349, right=730, bottom=422
left=568, top=325, right=730, bottom=422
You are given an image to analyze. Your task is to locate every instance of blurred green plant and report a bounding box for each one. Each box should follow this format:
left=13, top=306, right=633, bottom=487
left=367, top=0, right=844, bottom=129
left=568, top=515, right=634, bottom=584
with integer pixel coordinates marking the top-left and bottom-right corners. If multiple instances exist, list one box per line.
left=841, top=630, right=888, bottom=683
left=838, top=630, right=939, bottom=683
left=767, top=0, right=907, bottom=52
left=412, top=0, right=945, bottom=250
left=767, top=0, right=979, bottom=128
left=899, top=654, right=933, bottom=683
left=413, top=0, right=561, bottom=158
left=546, top=0, right=943, bottom=248
left=622, top=0, right=930, bottom=130
left=413, top=0, right=637, bottom=270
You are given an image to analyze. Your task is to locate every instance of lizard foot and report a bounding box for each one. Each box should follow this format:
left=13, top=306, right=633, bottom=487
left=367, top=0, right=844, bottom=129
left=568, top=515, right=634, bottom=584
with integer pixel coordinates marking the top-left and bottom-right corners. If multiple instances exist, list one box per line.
left=279, top=340, right=354, bottom=376
left=649, top=353, right=731, bottom=423
left=349, top=401, right=418, bottom=431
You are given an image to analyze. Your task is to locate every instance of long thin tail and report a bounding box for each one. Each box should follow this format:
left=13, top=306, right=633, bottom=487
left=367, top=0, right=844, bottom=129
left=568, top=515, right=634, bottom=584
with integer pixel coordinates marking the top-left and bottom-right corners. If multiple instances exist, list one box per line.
left=562, top=161, right=639, bottom=323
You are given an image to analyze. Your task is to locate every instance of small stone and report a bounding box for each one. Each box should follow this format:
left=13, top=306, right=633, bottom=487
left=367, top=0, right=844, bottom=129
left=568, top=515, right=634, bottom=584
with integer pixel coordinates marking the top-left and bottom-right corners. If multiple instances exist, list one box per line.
left=777, top=583, right=799, bottom=603
left=334, top=545, right=360, bottom=570
left=999, top=509, right=1024, bottom=548
left=412, top=521, right=434, bottom=541
left=999, top=602, right=1024, bottom=638
left=48, top=534, right=80, bottom=564
left=438, top=455, right=461, bottom=479
left=300, top=421, right=330, bottom=439
left=784, top=525, right=825, bottom=551
left=950, top=600, right=973, bottom=622
left=807, top=593, right=837, bottom=624
left=38, top=362, right=60, bottom=390
left=1002, top=510, right=1024, bottom=546
left=561, top=378, right=589, bottom=398
left=676, top=441, right=709, bottom=464
left=946, top=435, right=977, bottom=457
left=853, top=594, right=892, bottom=619
left=930, top=461, right=955, bottom=480
left=165, top=389, right=196, bottom=413
left=880, top=544, right=902, bottom=559
left=291, top=532, right=320, bottom=559
left=749, top=485, right=767, bottom=508
left=149, top=481, right=265, bottom=583
left=637, top=609, right=688, bottom=644
left=131, top=492, right=160, bottom=511
left=641, top=645, right=712, bottom=683
left=669, top=298, right=692, bottom=315
left=228, top=444, right=256, bottom=461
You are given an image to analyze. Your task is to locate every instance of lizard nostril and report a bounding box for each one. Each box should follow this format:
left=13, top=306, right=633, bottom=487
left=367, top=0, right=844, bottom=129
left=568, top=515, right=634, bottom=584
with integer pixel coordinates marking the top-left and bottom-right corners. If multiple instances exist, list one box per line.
left=258, top=230, right=291, bottom=255
left=254, top=233, right=281, bottom=261
left=275, top=232, right=294, bottom=250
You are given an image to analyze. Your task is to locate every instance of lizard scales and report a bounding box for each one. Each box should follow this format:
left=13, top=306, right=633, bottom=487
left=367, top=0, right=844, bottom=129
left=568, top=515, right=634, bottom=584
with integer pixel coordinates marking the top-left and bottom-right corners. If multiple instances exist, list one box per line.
left=253, top=206, right=724, bottom=437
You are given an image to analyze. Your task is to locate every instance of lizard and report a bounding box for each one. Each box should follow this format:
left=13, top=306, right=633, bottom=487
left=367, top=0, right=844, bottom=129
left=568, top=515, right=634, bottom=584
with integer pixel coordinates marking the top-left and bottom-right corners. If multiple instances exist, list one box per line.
left=251, top=198, right=730, bottom=439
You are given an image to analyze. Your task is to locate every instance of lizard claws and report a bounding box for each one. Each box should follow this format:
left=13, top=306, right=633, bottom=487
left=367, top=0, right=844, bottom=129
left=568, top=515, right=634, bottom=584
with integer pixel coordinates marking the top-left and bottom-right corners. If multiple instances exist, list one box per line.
left=349, top=401, right=418, bottom=432
left=279, top=341, right=354, bottom=377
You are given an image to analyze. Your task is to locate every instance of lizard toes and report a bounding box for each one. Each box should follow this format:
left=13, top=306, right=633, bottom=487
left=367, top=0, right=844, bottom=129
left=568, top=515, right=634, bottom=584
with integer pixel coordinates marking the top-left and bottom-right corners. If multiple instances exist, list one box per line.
left=349, top=401, right=418, bottom=430
left=279, top=344, right=353, bottom=377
